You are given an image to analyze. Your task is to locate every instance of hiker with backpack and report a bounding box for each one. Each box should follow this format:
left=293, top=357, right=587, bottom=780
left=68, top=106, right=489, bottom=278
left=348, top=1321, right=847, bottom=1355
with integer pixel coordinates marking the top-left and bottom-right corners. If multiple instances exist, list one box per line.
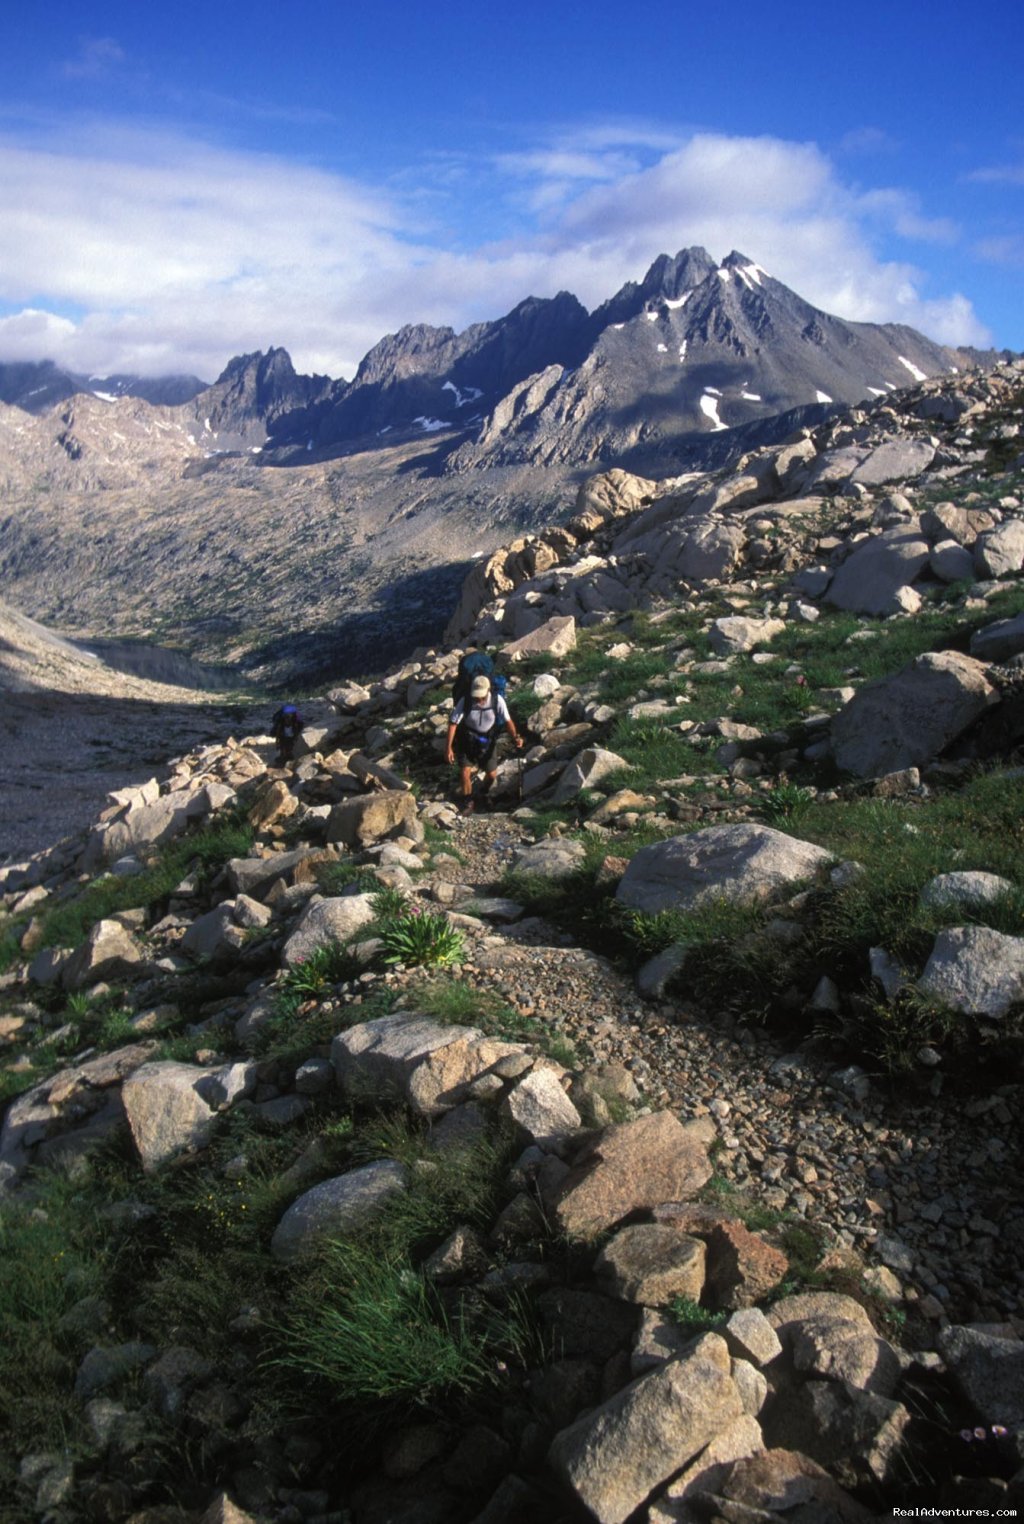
left=270, top=703, right=303, bottom=764
left=445, top=674, right=522, bottom=813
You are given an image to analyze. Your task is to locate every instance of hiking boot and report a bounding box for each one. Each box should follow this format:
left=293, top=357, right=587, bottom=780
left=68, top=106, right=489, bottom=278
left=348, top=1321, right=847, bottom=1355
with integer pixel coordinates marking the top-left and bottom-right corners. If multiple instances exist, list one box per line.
left=460, top=797, right=475, bottom=815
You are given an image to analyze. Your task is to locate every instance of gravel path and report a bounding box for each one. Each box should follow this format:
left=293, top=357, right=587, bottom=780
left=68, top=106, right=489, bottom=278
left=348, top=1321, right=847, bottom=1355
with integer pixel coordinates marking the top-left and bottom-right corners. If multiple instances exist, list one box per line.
left=409, top=811, right=1024, bottom=1328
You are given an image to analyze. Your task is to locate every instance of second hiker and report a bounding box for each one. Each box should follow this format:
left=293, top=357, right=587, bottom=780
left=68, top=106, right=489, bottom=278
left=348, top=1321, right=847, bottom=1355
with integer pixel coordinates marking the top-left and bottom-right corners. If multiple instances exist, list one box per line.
left=445, top=674, right=522, bottom=813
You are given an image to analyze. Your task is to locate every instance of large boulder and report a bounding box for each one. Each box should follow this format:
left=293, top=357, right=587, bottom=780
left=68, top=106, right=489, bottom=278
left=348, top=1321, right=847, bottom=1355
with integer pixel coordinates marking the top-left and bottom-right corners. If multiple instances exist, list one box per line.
left=831, top=651, right=997, bottom=778
left=825, top=527, right=930, bottom=616
left=332, top=1015, right=522, bottom=1118
left=918, top=925, right=1024, bottom=1018
left=61, top=919, right=146, bottom=993
left=86, top=791, right=196, bottom=864
left=552, top=747, right=629, bottom=805
left=615, top=824, right=831, bottom=916
left=677, top=521, right=746, bottom=582
left=647, top=1416, right=765, bottom=1523
left=938, top=1324, right=1024, bottom=1427
left=282, top=894, right=377, bottom=966
left=970, top=610, right=1024, bottom=664
left=270, top=1161, right=408, bottom=1263
left=0, top=1042, right=157, bottom=1177
left=703, top=1219, right=789, bottom=1309
left=698, top=1448, right=878, bottom=1523
left=227, top=846, right=335, bottom=899
left=975, top=519, right=1024, bottom=579
left=121, top=1062, right=225, bottom=1171
left=180, top=903, right=243, bottom=962
left=502, top=1067, right=581, bottom=1148
left=572, top=469, right=657, bottom=531
left=594, top=1225, right=706, bottom=1306
left=765, top=1381, right=911, bottom=1485
left=548, top=1340, right=742, bottom=1524
left=327, top=790, right=418, bottom=848
left=546, top=1111, right=712, bottom=1240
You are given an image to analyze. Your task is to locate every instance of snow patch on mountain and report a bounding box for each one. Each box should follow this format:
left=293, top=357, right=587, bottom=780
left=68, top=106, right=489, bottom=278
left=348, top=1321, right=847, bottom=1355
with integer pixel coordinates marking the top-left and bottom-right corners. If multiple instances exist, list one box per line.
left=700, top=392, right=727, bottom=430
left=442, top=380, right=484, bottom=408
left=899, top=355, right=928, bottom=383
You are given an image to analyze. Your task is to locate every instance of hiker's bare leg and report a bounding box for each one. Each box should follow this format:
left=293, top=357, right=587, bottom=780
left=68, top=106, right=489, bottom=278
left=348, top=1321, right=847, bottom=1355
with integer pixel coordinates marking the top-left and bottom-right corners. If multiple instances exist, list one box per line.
left=459, top=764, right=474, bottom=799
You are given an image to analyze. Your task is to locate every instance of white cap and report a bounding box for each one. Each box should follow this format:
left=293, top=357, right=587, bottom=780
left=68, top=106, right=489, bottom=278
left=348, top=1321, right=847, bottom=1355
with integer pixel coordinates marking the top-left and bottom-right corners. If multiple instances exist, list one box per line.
left=470, top=675, right=491, bottom=698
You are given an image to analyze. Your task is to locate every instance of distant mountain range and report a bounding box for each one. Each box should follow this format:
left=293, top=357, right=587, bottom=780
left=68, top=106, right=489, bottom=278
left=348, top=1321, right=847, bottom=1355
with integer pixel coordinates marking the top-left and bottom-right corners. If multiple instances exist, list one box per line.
left=0, top=359, right=207, bottom=414
left=0, top=247, right=1013, bottom=686
left=3, top=247, right=1004, bottom=477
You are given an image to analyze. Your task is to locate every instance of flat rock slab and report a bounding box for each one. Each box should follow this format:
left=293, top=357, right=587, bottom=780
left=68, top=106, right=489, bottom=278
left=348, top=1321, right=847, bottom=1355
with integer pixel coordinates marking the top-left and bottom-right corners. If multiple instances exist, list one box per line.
left=850, top=439, right=936, bottom=486
left=548, top=1346, right=742, bottom=1524
left=271, top=1160, right=408, bottom=1263
left=0, top=1041, right=157, bottom=1174
left=918, top=925, right=1024, bottom=1018
left=709, top=616, right=786, bottom=656
left=831, top=651, right=997, bottom=778
left=501, top=616, right=577, bottom=660
left=511, top=837, right=587, bottom=879
left=615, top=824, right=831, bottom=915
left=547, top=1110, right=712, bottom=1240
left=704, top=1448, right=878, bottom=1524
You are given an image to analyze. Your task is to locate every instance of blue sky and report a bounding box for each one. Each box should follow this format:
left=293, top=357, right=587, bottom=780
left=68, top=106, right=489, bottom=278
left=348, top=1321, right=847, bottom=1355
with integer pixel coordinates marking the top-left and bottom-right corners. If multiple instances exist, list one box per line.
left=1, top=0, right=1022, bottom=381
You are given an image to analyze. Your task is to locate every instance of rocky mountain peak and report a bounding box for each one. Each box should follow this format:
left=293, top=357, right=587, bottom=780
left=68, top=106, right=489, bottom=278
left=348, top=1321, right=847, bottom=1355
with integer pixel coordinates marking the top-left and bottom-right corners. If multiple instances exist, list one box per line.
left=593, top=245, right=718, bottom=329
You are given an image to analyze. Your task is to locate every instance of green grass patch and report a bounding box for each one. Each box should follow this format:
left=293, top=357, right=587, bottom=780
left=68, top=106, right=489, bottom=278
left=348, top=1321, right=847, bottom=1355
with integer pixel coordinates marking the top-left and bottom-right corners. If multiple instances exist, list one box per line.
left=32, top=813, right=256, bottom=954
left=276, top=1126, right=532, bottom=1407
left=0, top=1170, right=110, bottom=1482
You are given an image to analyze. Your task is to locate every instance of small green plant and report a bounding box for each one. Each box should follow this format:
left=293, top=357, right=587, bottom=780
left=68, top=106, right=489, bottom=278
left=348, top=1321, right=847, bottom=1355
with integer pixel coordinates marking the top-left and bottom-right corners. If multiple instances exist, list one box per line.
left=370, top=884, right=409, bottom=922
left=281, top=941, right=359, bottom=998
left=760, top=780, right=815, bottom=827
left=379, top=905, right=464, bottom=968
left=668, top=1296, right=726, bottom=1335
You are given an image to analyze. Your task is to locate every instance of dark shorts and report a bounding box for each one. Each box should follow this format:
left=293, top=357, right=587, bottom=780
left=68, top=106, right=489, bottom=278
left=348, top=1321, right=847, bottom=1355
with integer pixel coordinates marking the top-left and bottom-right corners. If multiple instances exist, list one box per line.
left=454, top=732, right=496, bottom=769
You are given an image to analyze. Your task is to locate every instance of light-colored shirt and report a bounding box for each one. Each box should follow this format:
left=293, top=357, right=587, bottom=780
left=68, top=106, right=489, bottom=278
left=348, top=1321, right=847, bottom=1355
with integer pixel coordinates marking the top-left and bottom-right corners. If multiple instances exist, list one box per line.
left=451, top=693, right=511, bottom=735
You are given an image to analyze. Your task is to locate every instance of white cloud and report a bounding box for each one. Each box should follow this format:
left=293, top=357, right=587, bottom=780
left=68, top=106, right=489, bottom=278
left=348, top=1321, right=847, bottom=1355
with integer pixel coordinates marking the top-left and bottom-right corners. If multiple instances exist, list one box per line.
left=61, top=37, right=127, bottom=81
left=0, top=121, right=991, bottom=381
left=975, top=234, right=1024, bottom=268
left=969, top=161, right=1024, bottom=186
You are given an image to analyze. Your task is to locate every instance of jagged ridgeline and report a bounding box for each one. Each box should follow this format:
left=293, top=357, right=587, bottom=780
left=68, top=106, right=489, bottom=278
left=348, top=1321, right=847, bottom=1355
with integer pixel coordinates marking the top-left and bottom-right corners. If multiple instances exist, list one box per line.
left=1, top=343, right=1023, bottom=1521
left=0, top=248, right=1007, bottom=686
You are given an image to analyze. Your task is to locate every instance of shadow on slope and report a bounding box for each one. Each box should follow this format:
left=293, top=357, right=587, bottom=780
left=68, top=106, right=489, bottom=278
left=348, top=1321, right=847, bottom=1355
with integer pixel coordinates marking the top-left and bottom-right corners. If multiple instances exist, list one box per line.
left=1, top=688, right=252, bottom=864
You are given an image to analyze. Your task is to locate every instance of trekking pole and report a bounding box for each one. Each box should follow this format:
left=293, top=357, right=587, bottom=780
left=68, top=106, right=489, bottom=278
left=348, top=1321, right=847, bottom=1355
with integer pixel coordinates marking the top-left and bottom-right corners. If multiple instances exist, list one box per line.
left=517, top=749, right=525, bottom=805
